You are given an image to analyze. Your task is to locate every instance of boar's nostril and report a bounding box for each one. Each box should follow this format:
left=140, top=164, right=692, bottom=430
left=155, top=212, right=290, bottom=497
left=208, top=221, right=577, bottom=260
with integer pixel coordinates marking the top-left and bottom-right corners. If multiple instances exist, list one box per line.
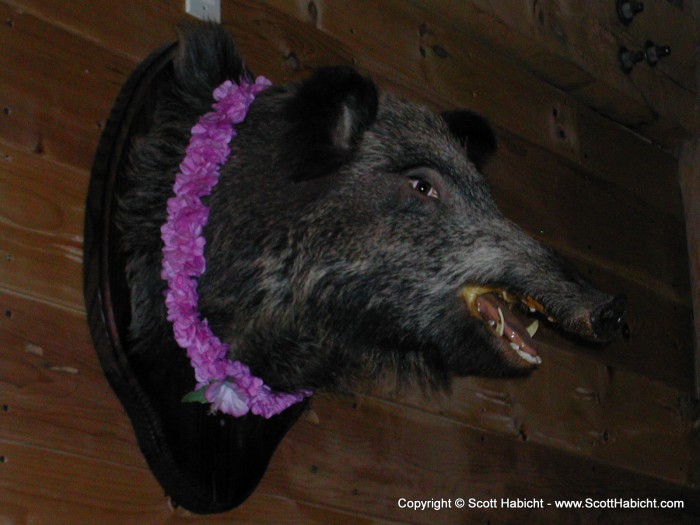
left=590, top=294, right=627, bottom=340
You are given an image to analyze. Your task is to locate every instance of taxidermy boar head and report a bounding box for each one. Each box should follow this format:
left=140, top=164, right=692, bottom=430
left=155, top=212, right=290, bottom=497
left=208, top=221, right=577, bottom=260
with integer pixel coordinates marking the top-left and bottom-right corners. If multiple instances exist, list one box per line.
left=85, top=23, right=624, bottom=514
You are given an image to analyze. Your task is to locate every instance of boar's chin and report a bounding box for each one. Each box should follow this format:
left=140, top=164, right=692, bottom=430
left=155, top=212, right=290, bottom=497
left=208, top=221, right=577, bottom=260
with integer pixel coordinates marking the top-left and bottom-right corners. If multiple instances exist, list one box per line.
left=460, top=286, right=546, bottom=371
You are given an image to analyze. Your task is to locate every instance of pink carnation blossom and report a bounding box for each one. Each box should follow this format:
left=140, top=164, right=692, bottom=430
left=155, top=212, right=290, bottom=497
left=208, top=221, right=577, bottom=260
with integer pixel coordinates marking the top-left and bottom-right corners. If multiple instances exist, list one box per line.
left=205, top=380, right=250, bottom=417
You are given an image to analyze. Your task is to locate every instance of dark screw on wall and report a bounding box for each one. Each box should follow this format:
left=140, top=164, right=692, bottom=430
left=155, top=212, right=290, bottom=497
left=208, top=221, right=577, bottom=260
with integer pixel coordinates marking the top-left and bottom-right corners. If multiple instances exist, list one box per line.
left=645, top=41, right=671, bottom=66
left=619, top=42, right=671, bottom=74
left=616, top=0, right=644, bottom=26
left=619, top=46, right=645, bottom=73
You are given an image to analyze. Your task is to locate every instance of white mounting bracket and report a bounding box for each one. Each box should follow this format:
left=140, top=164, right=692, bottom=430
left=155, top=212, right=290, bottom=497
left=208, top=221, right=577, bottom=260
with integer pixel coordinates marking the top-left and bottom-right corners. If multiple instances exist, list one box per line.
left=185, top=0, right=221, bottom=22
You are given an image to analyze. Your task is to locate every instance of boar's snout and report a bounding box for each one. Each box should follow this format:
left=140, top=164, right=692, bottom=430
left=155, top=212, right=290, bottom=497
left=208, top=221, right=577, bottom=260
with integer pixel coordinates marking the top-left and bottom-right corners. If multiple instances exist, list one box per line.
left=587, top=293, right=627, bottom=342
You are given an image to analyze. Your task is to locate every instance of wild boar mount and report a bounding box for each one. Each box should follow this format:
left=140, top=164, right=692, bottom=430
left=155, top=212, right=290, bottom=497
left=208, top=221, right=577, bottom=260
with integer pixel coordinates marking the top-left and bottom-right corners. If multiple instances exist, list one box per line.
left=84, top=24, right=626, bottom=514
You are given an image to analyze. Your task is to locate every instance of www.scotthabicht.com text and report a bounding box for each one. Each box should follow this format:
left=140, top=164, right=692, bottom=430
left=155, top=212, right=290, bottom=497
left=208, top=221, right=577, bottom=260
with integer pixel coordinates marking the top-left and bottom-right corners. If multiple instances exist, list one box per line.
left=397, top=497, right=684, bottom=511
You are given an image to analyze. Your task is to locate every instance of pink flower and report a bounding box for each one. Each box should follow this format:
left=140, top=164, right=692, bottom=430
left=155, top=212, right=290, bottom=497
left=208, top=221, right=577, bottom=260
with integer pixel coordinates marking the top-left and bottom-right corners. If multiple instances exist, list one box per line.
left=205, top=380, right=250, bottom=417
left=249, top=387, right=300, bottom=418
left=160, top=76, right=312, bottom=419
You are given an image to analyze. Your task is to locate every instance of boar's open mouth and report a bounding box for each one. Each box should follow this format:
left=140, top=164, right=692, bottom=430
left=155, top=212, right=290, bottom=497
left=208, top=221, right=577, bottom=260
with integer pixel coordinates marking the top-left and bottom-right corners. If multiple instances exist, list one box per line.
left=461, top=286, right=548, bottom=368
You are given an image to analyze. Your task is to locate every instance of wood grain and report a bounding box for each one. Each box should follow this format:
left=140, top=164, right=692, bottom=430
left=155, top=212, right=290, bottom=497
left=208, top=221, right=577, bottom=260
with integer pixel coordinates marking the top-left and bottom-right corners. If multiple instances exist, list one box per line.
left=2, top=288, right=697, bottom=489
left=0, top=289, right=143, bottom=468
left=489, top=129, right=690, bottom=305
left=0, top=142, right=86, bottom=310
left=3, top=0, right=680, bottom=227
left=261, top=395, right=700, bottom=524
left=0, top=440, right=399, bottom=525
left=2, top=0, right=184, bottom=62
left=379, top=341, right=697, bottom=487
left=4, top=0, right=685, bottom=216
left=0, top=2, right=137, bottom=171
left=2, top=347, right=699, bottom=524
left=679, top=138, right=700, bottom=397
left=414, top=0, right=697, bottom=146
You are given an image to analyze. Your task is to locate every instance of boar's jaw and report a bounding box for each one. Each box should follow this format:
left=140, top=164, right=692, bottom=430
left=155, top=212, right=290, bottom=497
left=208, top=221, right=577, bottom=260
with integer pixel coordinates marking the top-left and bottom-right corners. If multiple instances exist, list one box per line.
left=460, top=284, right=626, bottom=367
left=461, top=286, right=543, bottom=369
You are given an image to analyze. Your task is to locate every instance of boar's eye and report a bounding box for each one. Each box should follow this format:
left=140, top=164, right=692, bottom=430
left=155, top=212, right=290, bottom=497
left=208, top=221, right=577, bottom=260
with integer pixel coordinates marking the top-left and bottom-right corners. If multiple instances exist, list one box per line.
left=409, top=178, right=439, bottom=199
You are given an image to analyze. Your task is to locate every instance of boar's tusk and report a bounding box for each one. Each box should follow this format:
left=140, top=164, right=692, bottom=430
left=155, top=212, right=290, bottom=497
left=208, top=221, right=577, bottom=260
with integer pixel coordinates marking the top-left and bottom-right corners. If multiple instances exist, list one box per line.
left=496, top=307, right=505, bottom=337
left=526, top=319, right=539, bottom=337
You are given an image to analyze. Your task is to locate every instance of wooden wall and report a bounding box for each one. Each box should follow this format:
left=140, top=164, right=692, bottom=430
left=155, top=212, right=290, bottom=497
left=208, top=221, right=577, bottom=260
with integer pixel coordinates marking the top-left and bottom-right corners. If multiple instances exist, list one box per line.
left=1, top=0, right=699, bottom=523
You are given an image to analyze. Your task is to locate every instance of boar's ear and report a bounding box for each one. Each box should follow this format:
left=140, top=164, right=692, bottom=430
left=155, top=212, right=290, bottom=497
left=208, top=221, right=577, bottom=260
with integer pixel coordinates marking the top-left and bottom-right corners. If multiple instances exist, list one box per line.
left=441, top=110, right=497, bottom=171
left=285, top=66, right=378, bottom=182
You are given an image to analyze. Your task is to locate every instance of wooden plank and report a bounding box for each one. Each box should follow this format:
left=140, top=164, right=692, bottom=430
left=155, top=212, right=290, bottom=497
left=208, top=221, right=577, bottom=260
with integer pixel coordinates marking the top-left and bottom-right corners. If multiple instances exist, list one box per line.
left=0, top=441, right=163, bottom=525
left=6, top=364, right=698, bottom=524
left=0, top=289, right=143, bottom=468
left=415, top=0, right=697, bottom=146
left=376, top=340, right=698, bottom=487
left=4, top=1, right=681, bottom=239
left=7, top=0, right=685, bottom=224
left=577, top=108, right=684, bottom=222
left=261, top=396, right=700, bottom=524
left=0, top=441, right=398, bottom=525
left=0, top=1, right=136, bottom=171
left=679, top=138, right=700, bottom=397
left=613, top=0, right=695, bottom=91
left=2, top=0, right=183, bottom=62
left=4, top=393, right=697, bottom=524
left=488, top=128, right=690, bottom=306
left=258, top=0, right=588, bottom=162
left=4, top=411, right=697, bottom=525
left=2, top=289, right=697, bottom=491
left=0, top=142, right=85, bottom=311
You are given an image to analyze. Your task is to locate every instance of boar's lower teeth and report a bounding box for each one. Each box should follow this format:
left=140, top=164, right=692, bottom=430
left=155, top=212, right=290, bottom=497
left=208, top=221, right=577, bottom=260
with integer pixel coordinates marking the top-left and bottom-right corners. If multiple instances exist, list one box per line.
left=510, top=342, right=542, bottom=365
left=460, top=287, right=542, bottom=366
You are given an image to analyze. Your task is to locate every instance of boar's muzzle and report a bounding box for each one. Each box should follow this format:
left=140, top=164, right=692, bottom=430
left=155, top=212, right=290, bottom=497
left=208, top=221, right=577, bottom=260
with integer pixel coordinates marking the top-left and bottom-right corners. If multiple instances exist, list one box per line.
left=457, top=219, right=627, bottom=371
left=587, top=293, right=627, bottom=341
left=461, top=283, right=626, bottom=370
left=545, top=287, right=627, bottom=345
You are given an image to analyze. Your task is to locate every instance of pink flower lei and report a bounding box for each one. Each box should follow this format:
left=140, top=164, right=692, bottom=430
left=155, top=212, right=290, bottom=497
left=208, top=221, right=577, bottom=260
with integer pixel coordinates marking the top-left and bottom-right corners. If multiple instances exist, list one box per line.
left=160, top=76, right=311, bottom=418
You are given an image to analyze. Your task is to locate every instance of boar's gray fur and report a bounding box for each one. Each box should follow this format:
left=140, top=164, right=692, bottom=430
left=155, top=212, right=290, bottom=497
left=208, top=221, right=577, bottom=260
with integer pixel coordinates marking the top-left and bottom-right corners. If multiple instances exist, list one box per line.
left=118, top=24, right=624, bottom=397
